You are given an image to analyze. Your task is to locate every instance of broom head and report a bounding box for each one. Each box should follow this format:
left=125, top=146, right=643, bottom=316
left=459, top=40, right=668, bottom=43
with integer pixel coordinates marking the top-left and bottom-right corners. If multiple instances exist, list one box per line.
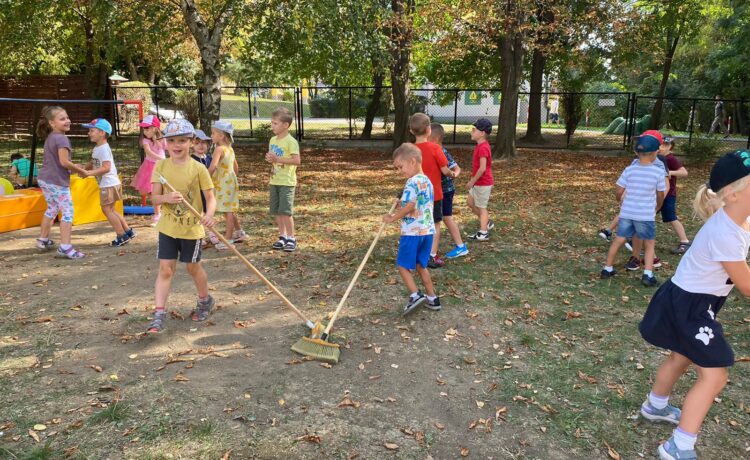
left=291, top=336, right=341, bottom=364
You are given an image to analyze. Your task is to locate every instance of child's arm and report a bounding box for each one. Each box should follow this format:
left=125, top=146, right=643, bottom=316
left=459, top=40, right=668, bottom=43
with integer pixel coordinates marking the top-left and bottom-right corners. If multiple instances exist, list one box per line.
left=142, top=140, right=163, bottom=162
left=85, top=160, right=111, bottom=178
left=440, top=165, right=457, bottom=178
left=656, top=190, right=665, bottom=211
left=272, top=154, right=301, bottom=166
left=208, top=147, right=224, bottom=174
left=721, top=261, right=750, bottom=297
left=233, top=158, right=239, bottom=175
left=150, top=182, right=183, bottom=206
left=383, top=200, right=414, bottom=224
left=200, top=188, right=217, bottom=227
left=615, top=185, right=625, bottom=202
left=57, top=148, right=87, bottom=176
left=450, top=164, right=461, bottom=178
left=467, top=157, right=487, bottom=188
left=668, top=167, right=688, bottom=178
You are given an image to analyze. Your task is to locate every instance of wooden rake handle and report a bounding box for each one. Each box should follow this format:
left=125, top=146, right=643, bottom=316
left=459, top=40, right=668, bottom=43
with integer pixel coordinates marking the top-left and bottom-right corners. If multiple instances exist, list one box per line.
left=322, top=199, right=399, bottom=337
left=157, top=175, right=314, bottom=328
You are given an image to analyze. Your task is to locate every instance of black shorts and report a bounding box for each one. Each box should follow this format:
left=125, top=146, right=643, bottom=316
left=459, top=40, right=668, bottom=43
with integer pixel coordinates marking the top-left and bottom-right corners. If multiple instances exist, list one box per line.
left=639, top=279, right=733, bottom=368
left=433, top=199, right=443, bottom=223
left=442, top=191, right=455, bottom=217
left=157, top=232, right=202, bottom=263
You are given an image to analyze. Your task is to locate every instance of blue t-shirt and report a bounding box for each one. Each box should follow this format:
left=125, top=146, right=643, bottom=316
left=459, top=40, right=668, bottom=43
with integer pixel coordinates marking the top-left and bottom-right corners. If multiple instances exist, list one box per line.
left=617, top=160, right=667, bottom=221
left=400, top=173, right=435, bottom=236
left=440, top=148, right=458, bottom=193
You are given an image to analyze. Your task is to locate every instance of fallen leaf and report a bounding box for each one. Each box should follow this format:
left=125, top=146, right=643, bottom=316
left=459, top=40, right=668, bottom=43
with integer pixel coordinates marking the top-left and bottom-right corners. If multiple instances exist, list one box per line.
left=88, top=365, right=103, bottom=373
left=33, top=424, right=47, bottom=431
left=460, top=447, right=470, bottom=457
left=495, top=406, right=507, bottom=421
left=220, top=451, right=232, bottom=460
left=366, top=271, right=379, bottom=278
left=233, top=319, right=256, bottom=328
left=320, top=363, right=333, bottom=369
left=174, top=373, right=190, bottom=382
left=476, top=400, right=485, bottom=408
left=298, top=434, right=321, bottom=444
left=604, top=441, right=621, bottom=460
left=577, top=370, right=598, bottom=384
left=565, top=311, right=582, bottom=320
left=28, top=429, right=40, bottom=443
left=278, top=399, right=285, bottom=406
left=338, top=396, right=361, bottom=408
left=384, top=443, right=399, bottom=451
left=464, top=357, right=477, bottom=365
left=128, top=354, right=138, bottom=359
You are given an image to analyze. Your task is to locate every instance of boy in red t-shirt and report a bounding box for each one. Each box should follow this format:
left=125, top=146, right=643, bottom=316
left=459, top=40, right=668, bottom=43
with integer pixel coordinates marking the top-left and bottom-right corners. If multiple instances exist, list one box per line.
left=409, top=113, right=456, bottom=268
left=467, top=118, right=494, bottom=241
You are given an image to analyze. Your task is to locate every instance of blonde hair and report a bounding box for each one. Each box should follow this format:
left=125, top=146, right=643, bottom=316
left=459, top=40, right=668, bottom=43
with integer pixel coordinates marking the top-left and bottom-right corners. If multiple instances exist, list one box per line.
left=272, top=107, right=293, bottom=125
left=36, top=106, right=66, bottom=139
left=693, top=176, right=750, bottom=221
left=393, top=142, right=422, bottom=163
left=429, top=123, right=445, bottom=142
left=409, top=113, right=430, bottom=136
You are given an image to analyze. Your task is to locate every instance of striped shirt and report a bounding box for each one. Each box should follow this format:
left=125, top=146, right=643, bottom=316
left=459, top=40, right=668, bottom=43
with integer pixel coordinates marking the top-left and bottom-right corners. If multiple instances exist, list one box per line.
left=616, top=160, right=666, bottom=221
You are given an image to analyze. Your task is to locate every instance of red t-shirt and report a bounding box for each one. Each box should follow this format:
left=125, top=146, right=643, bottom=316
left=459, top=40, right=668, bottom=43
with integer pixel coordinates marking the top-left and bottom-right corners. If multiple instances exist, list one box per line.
left=472, top=141, right=494, bottom=186
left=416, top=142, right=448, bottom=201
left=664, top=153, right=683, bottom=197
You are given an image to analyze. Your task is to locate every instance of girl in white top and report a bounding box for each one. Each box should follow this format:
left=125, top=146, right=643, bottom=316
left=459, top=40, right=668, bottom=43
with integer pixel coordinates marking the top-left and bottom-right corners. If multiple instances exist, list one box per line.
left=638, top=150, right=750, bottom=460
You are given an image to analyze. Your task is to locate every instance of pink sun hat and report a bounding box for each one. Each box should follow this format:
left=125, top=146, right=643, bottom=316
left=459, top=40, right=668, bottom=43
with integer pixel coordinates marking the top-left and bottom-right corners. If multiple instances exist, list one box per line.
left=138, top=114, right=161, bottom=129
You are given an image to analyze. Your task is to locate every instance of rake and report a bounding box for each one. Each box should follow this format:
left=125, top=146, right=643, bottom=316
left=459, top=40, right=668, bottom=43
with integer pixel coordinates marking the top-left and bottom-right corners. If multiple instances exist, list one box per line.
left=291, top=199, right=399, bottom=363
left=158, top=174, right=321, bottom=334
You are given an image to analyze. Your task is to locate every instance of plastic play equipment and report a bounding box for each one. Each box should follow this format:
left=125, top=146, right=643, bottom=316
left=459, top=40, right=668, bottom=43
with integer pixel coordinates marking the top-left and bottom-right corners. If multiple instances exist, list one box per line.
left=124, top=205, right=154, bottom=215
left=603, top=114, right=652, bottom=136
left=0, top=178, right=14, bottom=195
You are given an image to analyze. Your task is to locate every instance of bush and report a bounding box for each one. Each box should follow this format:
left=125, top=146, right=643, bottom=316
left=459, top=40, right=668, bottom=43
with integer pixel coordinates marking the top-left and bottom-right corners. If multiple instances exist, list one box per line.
left=173, top=89, right=201, bottom=127
left=254, top=123, right=274, bottom=143
left=114, top=82, right=153, bottom=114
left=680, top=137, right=723, bottom=164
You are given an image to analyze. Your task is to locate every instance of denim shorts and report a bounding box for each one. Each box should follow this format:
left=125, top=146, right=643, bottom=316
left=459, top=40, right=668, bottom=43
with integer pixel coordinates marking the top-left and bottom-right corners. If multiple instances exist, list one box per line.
left=396, top=235, right=433, bottom=270
left=660, top=195, right=678, bottom=223
left=617, top=218, right=656, bottom=240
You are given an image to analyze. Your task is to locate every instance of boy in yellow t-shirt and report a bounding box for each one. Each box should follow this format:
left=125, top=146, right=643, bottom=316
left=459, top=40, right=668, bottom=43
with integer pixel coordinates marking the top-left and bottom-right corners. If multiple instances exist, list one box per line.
left=265, top=107, right=301, bottom=252
left=147, top=119, right=216, bottom=333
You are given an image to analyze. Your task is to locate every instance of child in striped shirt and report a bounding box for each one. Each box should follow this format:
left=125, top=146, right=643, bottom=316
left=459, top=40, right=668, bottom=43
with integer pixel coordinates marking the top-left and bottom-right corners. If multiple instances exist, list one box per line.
left=601, top=132, right=666, bottom=286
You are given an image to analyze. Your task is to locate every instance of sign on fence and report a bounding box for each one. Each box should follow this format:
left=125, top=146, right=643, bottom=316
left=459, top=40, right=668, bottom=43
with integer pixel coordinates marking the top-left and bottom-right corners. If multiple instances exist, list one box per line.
left=465, top=91, right=481, bottom=105
left=598, top=98, right=616, bottom=107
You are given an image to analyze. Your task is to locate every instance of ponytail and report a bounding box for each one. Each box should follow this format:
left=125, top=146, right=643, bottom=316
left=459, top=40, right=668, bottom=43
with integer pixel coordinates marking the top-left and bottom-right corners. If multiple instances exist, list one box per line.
left=693, top=176, right=750, bottom=221
left=36, top=106, right=65, bottom=139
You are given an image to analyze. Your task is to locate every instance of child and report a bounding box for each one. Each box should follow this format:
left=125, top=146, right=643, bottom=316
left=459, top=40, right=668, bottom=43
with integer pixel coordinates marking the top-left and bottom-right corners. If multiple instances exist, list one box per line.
left=265, top=107, right=301, bottom=252
left=660, top=137, right=691, bottom=254
left=131, top=114, right=166, bottom=225
left=9, top=153, right=38, bottom=187
left=192, top=129, right=217, bottom=246
left=467, top=118, right=495, bottom=241
left=408, top=113, right=455, bottom=268
left=428, top=123, right=468, bottom=261
left=600, top=132, right=666, bottom=286
left=147, top=119, right=216, bottom=333
left=80, top=118, right=135, bottom=247
left=207, top=120, right=247, bottom=249
left=638, top=150, right=750, bottom=460
left=382, top=143, right=441, bottom=314
left=35, top=106, right=89, bottom=259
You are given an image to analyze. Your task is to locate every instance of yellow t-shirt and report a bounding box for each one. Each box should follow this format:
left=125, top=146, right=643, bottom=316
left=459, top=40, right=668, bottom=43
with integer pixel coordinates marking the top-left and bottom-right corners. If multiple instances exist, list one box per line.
left=269, top=134, right=300, bottom=186
left=151, top=158, right=213, bottom=240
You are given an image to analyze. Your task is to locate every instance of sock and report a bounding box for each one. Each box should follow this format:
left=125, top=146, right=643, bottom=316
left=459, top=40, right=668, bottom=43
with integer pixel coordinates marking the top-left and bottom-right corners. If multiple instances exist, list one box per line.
left=426, top=295, right=437, bottom=302
left=60, top=244, right=72, bottom=251
left=287, top=236, right=296, bottom=241
left=681, top=240, right=690, bottom=244
left=38, top=237, right=49, bottom=242
left=410, top=291, right=420, bottom=300
left=604, top=266, right=614, bottom=272
left=672, top=427, right=697, bottom=451
left=430, top=253, right=436, bottom=258
left=155, top=307, right=166, bottom=315
left=648, top=392, right=669, bottom=410
left=199, top=295, right=209, bottom=302
left=479, top=231, right=488, bottom=235
left=644, top=269, right=653, bottom=277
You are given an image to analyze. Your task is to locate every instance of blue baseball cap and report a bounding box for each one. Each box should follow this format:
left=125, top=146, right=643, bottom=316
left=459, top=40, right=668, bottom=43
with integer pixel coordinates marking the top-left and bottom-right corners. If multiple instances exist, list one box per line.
left=473, top=118, right=493, bottom=134
left=81, top=118, right=112, bottom=135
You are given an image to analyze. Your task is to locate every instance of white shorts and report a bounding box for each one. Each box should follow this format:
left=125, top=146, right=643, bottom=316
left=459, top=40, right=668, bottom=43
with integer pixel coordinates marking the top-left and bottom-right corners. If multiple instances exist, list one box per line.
left=469, top=185, right=492, bottom=209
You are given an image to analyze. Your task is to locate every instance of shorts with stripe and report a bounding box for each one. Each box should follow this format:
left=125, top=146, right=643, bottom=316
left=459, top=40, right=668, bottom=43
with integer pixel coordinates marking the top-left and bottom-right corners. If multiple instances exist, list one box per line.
left=157, top=232, right=202, bottom=263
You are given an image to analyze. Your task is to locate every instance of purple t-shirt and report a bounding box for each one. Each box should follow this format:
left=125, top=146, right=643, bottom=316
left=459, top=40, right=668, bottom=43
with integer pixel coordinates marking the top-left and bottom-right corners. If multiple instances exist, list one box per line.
left=38, top=133, right=73, bottom=187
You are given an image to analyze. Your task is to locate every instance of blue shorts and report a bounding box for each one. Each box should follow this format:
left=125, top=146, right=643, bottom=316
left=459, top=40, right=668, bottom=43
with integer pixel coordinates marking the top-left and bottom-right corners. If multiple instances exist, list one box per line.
left=442, top=191, right=454, bottom=217
left=640, top=279, right=733, bottom=368
left=660, top=195, right=678, bottom=223
left=617, top=218, right=656, bottom=240
left=396, top=235, right=433, bottom=270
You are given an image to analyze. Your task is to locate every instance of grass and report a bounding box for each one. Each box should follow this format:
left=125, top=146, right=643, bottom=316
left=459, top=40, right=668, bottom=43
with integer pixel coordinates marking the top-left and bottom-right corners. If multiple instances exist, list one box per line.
left=220, top=94, right=312, bottom=118
left=88, top=401, right=130, bottom=424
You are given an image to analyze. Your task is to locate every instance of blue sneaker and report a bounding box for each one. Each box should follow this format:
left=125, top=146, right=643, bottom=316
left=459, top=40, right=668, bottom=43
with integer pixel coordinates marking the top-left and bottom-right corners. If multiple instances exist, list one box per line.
left=658, top=436, right=697, bottom=460
left=446, top=244, right=469, bottom=259
left=125, top=228, right=136, bottom=240
left=640, top=399, right=681, bottom=424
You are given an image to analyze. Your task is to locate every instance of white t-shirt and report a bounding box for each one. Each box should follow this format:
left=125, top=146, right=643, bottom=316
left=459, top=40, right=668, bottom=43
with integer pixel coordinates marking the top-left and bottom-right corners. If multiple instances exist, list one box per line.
left=672, top=208, right=750, bottom=297
left=92, top=144, right=120, bottom=188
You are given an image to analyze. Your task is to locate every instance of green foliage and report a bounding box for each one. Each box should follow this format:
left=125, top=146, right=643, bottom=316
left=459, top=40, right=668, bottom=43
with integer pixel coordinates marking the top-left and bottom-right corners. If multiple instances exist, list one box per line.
left=173, top=90, right=201, bottom=127
left=680, top=136, right=723, bottom=164
left=254, top=123, right=274, bottom=143
left=115, top=82, right=153, bottom=114
left=89, top=401, right=130, bottom=424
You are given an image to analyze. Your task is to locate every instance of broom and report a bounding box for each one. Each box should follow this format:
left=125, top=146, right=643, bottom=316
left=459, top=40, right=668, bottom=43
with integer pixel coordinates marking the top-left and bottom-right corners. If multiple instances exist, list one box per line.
left=158, top=175, right=321, bottom=334
left=291, top=199, right=399, bottom=363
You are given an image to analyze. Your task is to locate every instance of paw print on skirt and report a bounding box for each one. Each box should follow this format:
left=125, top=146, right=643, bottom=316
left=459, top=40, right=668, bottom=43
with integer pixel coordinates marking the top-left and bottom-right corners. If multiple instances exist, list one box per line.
left=695, top=326, right=714, bottom=346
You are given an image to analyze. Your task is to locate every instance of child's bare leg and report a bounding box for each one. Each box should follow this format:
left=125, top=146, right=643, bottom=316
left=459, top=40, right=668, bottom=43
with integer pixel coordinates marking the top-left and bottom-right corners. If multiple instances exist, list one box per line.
left=154, top=203, right=160, bottom=216
left=185, top=262, right=209, bottom=299
left=605, top=236, right=627, bottom=267
left=467, top=194, right=479, bottom=217
left=39, top=215, right=55, bottom=240
left=643, top=239, right=655, bottom=271
left=155, top=259, right=177, bottom=309
left=609, top=215, right=619, bottom=231
left=117, top=213, right=131, bottom=232
left=415, top=264, right=436, bottom=297
left=59, top=221, right=72, bottom=246
left=275, top=215, right=284, bottom=236
left=431, top=226, right=441, bottom=256
left=678, top=366, right=728, bottom=434
left=651, top=352, right=692, bottom=397
left=224, top=212, right=235, bottom=239
left=631, top=236, right=642, bottom=256
left=670, top=220, right=689, bottom=242
left=443, top=216, right=464, bottom=246
left=102, top=204, right=125, bottom=234
left=478, top=208, right=489, bottom=232
left=281, top=215, right=295, bottom=238
left=398, top=266, right=419, bottom=294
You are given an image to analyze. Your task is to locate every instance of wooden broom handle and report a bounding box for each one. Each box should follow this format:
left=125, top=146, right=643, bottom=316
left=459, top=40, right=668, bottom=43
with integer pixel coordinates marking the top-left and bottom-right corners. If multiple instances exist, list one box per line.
left=158, top=175, right=312, bottom=325
left=324, top=199, right=399, bottom=335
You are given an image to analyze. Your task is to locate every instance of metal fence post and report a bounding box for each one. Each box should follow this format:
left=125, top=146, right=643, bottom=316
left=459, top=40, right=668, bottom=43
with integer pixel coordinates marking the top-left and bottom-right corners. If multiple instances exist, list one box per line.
left=453, top=89, right=459, bottom=144
left=112, top=86, right=120, bottom=137
left=348, top=87, right=353, bottom=140
left=622, top=93, right=631, bottom=148
left=245, top=87, right=254, bottom=138
left=687, top=98, right=697, bottom=148
left=27, top=104, right=41, bottom=188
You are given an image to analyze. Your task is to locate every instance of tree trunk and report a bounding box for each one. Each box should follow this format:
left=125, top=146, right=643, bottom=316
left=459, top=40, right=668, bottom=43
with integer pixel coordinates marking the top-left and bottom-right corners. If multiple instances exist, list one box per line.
left=179, top=0, right=236, bottom=130
left=522, top=48, right=546, bottom=143
left=390, top=0, right=415, bottom=149
left=125, top=54, right=140, bottom=82
left=495, top=27, right=525, bottom=158
left=651, top=26, right=682, bottom=129
left=362, top=72, right=384, bottom=139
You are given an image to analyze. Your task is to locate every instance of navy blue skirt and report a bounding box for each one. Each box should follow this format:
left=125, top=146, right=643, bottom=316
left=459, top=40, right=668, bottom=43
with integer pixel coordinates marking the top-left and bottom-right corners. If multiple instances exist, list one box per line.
left=639, top=279, right=734, bottom=368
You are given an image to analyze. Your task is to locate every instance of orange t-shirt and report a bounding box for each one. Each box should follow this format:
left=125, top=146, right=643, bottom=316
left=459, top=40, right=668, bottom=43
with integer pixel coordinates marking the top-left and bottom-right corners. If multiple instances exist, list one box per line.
left=416, top=142, right=448, bottom=201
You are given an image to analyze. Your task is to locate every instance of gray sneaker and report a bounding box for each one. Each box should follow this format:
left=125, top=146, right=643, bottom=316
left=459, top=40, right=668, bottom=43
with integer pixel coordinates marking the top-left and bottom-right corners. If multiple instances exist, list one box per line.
left=658, top=436, right=697, bottom=460
left=191, top=295, right=215, bottom=322
left=641, top=399, right=681, bottom=424
left=402, top=292, right=426, bottom=316
left=147, top=310, right=167, bottom=333
left=424, top=296, right=442, bottom=311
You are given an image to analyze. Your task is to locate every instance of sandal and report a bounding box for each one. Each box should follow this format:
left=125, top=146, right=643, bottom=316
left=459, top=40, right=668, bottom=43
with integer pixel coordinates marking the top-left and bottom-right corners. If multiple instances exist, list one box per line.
left=147, top=310, right=167, bottom=333
left=191, top=296, right=215, bottom=322
left=214, top=241, right=233, bottom=251
left=36, top=238, right=55, bottom=250
left=56, top=246, right=85, bottom=259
